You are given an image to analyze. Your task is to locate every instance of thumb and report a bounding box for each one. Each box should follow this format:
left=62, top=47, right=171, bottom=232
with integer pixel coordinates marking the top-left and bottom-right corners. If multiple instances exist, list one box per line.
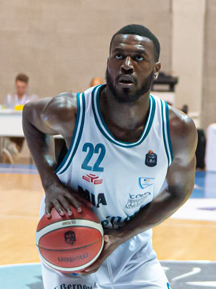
left=103, top=235, right=110, bottom=248
left=104, top=235, right=109, bottom=242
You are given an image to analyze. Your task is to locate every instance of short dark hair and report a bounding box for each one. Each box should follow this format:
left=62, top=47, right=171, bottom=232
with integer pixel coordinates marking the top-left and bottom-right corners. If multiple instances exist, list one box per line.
left=110, top=24, right=160, bottom=62
left=15, top=73, right=29, bottom=84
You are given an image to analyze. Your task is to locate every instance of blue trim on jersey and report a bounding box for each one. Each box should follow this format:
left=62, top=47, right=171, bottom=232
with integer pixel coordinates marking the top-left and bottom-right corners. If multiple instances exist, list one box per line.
left=144, top=95, right=156, bottom=141
left=165, top=101, right=173, bottom=162
left=160, top=99, right=170, bottom=166
left=55, top=93, right=85, bottom=174
left=59, top=93, right=86, bottom=174
left=54, top=93, right=81, bottom=174
left=92, top=85, right=156, bottom=148
left=160, top=99, right=173, bottom=166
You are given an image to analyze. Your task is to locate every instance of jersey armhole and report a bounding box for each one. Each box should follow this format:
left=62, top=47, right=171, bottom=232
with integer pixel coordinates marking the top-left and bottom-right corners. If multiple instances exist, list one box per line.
left=160, top=100, right=173, bottom=166
left=55, top=92, right=85, bottom=174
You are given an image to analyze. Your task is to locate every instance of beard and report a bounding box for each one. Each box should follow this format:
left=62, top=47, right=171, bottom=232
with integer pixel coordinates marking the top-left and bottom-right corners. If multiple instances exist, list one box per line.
left=105, top=68, right=154, bottom=103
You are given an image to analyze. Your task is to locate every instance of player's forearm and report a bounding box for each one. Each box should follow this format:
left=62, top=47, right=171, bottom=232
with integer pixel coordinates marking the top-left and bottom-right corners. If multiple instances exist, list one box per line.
left=22, top=112, right=59, bottom=190
left=116, top=187, right=191, bottom=243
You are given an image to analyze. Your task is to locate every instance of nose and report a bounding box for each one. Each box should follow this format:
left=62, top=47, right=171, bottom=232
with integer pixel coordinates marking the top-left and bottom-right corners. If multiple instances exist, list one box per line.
left=121, top=56, right=134, bottom=74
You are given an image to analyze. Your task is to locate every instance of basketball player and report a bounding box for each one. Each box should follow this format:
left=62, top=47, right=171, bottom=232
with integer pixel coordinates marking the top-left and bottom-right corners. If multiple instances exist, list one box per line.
left=23, top=24, right=197, bottom=289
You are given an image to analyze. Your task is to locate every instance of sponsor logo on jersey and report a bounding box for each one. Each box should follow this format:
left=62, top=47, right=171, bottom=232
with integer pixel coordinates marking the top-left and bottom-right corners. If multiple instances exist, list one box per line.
left=145, top=150, right=157, bottom=167
left=125, top=192, right=151, bottom=209
left=139, top=177, right=155, bottom=189
left=64, top=231, right=76, bottom=245
left=78, top=186, right=107, bottom=208
left=82, top=173, right=103, bottom=185
left=101, top=211, right=140, bottom=229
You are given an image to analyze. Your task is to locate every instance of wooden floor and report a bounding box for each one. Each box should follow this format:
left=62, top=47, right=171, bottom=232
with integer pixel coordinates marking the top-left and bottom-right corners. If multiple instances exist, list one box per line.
left=1, top=172, right=216, bottom=265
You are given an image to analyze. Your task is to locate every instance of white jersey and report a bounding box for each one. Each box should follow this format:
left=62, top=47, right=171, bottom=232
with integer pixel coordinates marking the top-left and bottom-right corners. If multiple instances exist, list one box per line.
left=55, top=84, right=173, bottom=255
left=40, top=85, right=173, bottom=289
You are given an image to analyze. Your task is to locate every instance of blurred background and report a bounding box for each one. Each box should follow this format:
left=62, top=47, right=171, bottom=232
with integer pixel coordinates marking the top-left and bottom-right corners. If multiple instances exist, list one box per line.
left=0, top=1, right=216, bottom=288
left=0, top=0, right=215, bottom=126
left=1, top=0, right=215, bottom=166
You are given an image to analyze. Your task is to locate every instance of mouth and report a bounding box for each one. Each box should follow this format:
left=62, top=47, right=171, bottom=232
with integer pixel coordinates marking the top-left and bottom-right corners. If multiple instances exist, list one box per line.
left=118, top=75, right=135, bottom=87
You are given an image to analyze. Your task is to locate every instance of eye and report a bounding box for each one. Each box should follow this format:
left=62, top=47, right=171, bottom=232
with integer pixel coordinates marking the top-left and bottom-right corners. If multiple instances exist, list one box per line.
left=135, top=55, right=144, bottom=61
left=115, top=53, right=123, bottom=60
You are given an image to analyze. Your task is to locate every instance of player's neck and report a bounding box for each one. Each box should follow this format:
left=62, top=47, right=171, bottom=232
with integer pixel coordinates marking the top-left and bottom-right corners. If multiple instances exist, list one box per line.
left=100, top=86, right=150, bottom=131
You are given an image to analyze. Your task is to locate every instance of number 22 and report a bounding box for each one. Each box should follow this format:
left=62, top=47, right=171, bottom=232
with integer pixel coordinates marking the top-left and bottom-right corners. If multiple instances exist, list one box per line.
left=81, top=143, right=106, bottom=172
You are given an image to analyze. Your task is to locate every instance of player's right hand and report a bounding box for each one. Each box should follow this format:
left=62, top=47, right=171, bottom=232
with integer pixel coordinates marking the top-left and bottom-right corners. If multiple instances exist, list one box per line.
left=44, top=183, right=93, bottom=218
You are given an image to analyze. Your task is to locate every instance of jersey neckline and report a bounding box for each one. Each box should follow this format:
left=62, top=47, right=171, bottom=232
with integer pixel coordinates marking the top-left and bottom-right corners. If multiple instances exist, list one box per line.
left=91, top=85, right=156, bottom=148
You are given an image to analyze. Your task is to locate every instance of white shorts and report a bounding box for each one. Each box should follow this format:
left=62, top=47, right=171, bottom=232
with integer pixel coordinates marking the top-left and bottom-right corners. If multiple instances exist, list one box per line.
left=39, top=197, right=170, bottom=289
left=41, top=238, right=170, bottom=289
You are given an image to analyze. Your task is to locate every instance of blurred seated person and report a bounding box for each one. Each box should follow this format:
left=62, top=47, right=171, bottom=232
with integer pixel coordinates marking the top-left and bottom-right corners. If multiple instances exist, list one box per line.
left=2, top=73, right=38, bottom=163
left=89, top=77, right=103, bottom=87
left=4, top=73, right=37, bottom=108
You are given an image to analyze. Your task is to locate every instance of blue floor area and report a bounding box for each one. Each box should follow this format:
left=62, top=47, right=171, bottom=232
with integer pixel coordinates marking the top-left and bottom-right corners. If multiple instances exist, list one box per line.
left=0, top=263, right=43, bottom=289
left=1, top=262, right=216, bottom=289
left=192, top=171, right=216, bottom=198
left=0, top=163, right=38, bottom=174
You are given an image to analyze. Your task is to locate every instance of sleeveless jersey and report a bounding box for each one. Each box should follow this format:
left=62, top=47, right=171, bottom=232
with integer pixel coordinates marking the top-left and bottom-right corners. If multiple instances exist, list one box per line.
left=55, top=85, right=173, bottom=249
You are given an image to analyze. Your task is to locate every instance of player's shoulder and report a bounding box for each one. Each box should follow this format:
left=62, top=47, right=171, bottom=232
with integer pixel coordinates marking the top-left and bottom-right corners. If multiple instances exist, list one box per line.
left=40, top=91, right=77, bottom=122
left=168, top=105, right=196, bottom=139
left=50, top=91, right=77, bottom=111
left=24, top=91, right=77, bottom=113
left=168, top=105, right=197, bottom=157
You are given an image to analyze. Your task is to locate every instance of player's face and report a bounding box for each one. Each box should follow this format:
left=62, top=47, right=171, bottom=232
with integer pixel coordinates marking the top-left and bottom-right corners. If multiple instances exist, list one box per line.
left=15, top=80, right=28, bottom=97
left=106, top=34, right=160, bottom=103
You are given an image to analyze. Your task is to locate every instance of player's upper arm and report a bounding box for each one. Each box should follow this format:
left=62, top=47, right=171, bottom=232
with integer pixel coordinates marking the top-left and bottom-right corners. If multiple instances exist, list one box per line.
left=23, top=92, right=77, bottom=137
left=166, top=107, right=198, bottom=200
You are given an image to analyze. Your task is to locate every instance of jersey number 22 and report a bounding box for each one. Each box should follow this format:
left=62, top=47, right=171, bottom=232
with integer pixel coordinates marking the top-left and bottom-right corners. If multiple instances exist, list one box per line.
left=81, top=143, right=106, bottom=172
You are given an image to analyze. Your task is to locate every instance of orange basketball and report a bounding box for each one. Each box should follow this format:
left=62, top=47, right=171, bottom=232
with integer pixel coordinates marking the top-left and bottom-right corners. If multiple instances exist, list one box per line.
left=35, top=206, right=104, bottom=273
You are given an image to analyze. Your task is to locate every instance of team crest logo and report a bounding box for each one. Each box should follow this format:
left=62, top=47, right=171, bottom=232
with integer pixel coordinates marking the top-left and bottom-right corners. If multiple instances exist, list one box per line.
left=125, top=192, right=151, bottom=209
left=64, top=231, right=76, bottom=245
left=139, top=177, right=155, bottom=189
left=145, top=150, right=157, bottom=167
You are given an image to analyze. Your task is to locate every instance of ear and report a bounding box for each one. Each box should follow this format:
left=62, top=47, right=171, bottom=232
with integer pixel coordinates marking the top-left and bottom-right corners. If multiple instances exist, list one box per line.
left=153, top=62, right=161, bottom=80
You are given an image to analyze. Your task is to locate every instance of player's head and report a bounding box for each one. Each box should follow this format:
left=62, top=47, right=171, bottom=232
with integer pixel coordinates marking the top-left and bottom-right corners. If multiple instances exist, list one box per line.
left=15, top=73, right=29, bottom=97
left=106, top=24, right=161, bottom=103
left=110, top=24, right=160, bottom=62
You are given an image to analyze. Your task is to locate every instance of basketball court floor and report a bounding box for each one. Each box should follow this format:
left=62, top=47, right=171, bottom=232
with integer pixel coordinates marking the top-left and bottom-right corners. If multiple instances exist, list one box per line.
left=0, top=164, right=216, bottom=289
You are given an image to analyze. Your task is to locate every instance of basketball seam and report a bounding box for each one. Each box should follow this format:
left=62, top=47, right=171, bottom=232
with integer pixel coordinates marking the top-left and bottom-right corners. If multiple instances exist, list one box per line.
left=36, top=226, right=103, bottom=247
left=36, top=218, right=100, bottom=232
left=37, top=237, right=103, bottom=251
left=38, top=240, right=104, bottom=271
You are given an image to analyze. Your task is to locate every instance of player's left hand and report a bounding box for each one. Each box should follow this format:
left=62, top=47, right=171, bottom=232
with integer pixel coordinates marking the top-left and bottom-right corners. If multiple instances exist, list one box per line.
left=81, top=229, right=122, bottom=276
